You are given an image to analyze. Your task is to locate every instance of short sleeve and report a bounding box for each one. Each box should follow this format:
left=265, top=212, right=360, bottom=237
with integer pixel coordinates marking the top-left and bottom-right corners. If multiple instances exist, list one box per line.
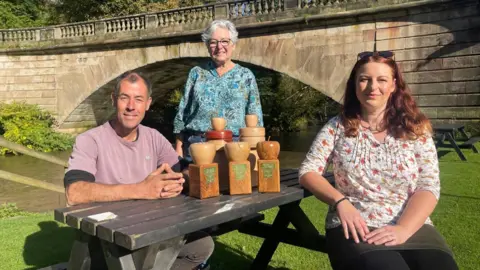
left=66, top=133, right=98, bottom=176
left=154, top=131, right=181, bottom=169
left=299, top=116, right=340, bottom=178
left=413, top=135, right=440, bottom=199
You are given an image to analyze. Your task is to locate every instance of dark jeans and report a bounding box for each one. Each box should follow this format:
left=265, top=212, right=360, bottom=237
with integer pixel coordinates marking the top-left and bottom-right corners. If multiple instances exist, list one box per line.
left=326, top=225, right=458, bottom=270
left=171, top=231, right=214, bottom=270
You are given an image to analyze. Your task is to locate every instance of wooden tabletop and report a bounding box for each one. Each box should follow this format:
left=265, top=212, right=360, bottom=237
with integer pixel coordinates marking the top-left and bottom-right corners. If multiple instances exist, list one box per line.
left=54, top=169, right=306, bottom=251
left=433, top=123, right=465, bottom=132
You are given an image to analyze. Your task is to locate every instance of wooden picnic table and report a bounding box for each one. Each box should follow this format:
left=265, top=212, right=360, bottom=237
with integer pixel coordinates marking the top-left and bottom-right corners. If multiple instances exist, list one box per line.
left=433, top=124, right=479, bottom=161
left=54, top=169, right=334, bottom=270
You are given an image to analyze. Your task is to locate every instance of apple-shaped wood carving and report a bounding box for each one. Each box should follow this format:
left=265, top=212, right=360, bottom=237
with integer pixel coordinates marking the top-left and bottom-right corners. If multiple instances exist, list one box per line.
left=256, top=140, right=280, bottom=160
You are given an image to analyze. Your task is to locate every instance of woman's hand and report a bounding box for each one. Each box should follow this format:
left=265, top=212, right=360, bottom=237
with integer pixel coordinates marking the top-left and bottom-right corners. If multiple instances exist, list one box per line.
left=175, top=137, right=183, bottom=158
left=175, top=146, right=183, bottom=158
left=365, top=225, right=411, bottom=246
left=336, top=200, right=370, bottom=243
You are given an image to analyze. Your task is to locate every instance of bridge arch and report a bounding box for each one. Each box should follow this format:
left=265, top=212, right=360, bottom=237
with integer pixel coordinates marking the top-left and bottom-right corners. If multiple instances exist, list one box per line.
left=0, top=0, right=478, bottom=132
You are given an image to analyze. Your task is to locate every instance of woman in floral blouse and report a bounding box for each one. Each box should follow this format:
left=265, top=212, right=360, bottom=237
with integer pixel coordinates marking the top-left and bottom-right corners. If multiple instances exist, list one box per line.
left=299, top=52, right=458, bottom=270
left=173, top=19, right=264, bottom=158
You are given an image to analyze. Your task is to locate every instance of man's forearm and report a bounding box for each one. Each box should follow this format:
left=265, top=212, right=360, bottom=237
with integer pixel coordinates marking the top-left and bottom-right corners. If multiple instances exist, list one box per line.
left=66, top=181, right=144, bottom=205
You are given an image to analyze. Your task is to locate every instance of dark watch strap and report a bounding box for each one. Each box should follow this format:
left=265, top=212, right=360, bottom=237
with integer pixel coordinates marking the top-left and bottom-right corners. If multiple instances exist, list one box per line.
left=333, top=197, right=348, bottom=211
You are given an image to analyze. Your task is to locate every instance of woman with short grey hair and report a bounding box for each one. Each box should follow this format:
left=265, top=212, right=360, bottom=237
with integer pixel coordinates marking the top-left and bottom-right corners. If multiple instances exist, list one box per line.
left=173, top=19, right=264, bottom=159
left=201, top=19, right=239, bottom=45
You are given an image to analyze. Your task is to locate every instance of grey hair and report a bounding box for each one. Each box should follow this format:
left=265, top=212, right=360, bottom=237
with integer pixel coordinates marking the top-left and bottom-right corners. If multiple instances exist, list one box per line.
left=113, top=71, right=152, bottom=98
left=201, top=19, right=238, bottom=45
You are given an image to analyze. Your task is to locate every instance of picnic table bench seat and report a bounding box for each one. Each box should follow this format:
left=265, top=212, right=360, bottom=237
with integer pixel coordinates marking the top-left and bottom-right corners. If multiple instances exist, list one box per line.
left=458, top=136, right=480, bottom=152
left=433, top=124, right=479, bottom=160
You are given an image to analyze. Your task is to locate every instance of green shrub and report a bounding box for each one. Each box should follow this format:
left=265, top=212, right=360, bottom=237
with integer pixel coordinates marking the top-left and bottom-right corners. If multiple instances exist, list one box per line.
left=0, top=102, right=74, bottom=155
left=464, top=122, right=480, bottom=137
left=0, top=203, right=29, bottom=219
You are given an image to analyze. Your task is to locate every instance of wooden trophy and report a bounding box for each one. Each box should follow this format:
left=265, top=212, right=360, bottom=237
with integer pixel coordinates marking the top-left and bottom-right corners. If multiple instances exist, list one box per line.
left=188, top=142, right=219, bottom=199
left=240, top=114, right=265, bottom=188
left=256, top=140, right=281, bottom=193
left=207, top=117, right=233, bottom=192
left=224, top=142, right=252, bottom=195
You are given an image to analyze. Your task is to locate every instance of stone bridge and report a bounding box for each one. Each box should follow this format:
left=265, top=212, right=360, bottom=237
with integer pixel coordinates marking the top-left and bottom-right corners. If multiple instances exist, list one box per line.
left=0, top=0, right=479, bottom=132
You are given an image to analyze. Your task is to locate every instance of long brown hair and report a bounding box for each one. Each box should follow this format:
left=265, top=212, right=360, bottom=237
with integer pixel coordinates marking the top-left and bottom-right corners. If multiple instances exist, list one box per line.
left=341, top=55, right=432, bottom=140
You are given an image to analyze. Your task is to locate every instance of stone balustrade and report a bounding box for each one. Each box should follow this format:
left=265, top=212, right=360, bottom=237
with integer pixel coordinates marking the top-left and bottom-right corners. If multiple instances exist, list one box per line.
left=59, top=23, right=95, bottom=38
left=105, top=16, right=146, bottom=33
left=229, top=0, right=285, bottom=18
left=299, top=0, right=352, bottom=9
left=0, top=0, right=379, bottom=44
left=1, top=29, right=38, bottom=42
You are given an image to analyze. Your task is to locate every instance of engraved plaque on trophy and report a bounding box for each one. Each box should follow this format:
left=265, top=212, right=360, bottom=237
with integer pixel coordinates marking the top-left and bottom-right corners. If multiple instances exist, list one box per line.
left=224, top=142, right=252, bottom=195
left=188, top=142, right=219, bottom=199
left=256, top=141, right=281, bottom=193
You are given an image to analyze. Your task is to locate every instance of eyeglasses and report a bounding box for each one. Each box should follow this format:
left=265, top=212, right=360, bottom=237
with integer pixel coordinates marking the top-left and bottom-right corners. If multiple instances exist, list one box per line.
left=357, top=51, right=395, bottom=61
left=208, top=39, right=232, bottom=48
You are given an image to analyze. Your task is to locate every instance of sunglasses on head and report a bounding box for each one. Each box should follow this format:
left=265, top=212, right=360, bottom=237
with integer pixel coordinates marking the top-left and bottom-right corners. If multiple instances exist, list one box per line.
left=357, top=51, right=395, bottom=61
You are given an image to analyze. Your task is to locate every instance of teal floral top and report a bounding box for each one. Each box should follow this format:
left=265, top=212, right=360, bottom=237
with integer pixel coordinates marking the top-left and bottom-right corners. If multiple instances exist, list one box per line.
left=173, top=61, right=264, bottom=136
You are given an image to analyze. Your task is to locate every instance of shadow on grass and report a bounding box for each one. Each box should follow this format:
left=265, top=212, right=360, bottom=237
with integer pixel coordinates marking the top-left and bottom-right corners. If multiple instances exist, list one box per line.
left=437, top=150, right=452, bottom=160
left=441, top=193, right=480, bottom=201
left=210, top=240, right=290, bottom=270
left=23, top=221, right=75, bottom=270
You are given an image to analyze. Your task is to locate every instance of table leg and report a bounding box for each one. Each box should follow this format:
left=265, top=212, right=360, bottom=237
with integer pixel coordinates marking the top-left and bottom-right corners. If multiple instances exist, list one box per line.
left=445, top=132, right=467, bottom=161
left=68, top=231, right=107, bottom=270
left=459, top=128, right=479, bottom=153
left=100, top=236, right=186, bottom=270
left=287, top=204, right=326, bottom=252
left=250, top=201, right=300, bottom=270
left=435, top=132, right=446, bottom=147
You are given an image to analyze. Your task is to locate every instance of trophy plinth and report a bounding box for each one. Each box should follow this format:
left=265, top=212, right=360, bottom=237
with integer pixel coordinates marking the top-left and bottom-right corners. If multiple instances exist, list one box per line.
left=256, top=141, right=281, bottom=193
left=224, top=142, right=252, bottom=195
left=188, top=142, right=219, bottom=199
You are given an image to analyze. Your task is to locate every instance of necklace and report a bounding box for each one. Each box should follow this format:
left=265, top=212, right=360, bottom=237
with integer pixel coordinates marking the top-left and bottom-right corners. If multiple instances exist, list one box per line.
left=360, top=123, right=385, bottom=133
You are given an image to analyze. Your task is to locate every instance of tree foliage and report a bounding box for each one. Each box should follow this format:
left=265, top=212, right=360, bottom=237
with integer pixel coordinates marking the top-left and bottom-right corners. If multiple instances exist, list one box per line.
left=51, top=0, right=212, bottom=24
left=0, top=102, right=74, bottom=155
left=0, top=0, right=216, bottom=27
left=254, top=69, right=339, bottom=132
left=0, top=0, right=51, bottom=28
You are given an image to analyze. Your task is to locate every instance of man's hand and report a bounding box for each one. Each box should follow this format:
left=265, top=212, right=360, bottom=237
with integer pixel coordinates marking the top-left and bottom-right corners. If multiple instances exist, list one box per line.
left=138, top=163, right=185, bottom=199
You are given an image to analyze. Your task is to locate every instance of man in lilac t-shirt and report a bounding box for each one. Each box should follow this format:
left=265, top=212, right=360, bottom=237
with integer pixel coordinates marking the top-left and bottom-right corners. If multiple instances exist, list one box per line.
left=64, top=71, right=213, bottom=270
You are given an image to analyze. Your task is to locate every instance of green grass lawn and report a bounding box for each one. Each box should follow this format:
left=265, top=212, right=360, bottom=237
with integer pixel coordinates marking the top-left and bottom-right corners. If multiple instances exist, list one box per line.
left=1, top=144, right=479, bottom=269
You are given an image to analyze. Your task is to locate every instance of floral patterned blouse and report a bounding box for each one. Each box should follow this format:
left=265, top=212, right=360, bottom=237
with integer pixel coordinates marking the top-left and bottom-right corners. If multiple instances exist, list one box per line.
left=299, top=116, right=440, bottom=229
left=173, top=61, right=264, bottom=136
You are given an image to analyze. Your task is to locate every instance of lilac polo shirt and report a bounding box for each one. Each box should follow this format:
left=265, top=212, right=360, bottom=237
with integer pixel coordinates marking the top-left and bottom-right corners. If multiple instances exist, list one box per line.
left=66, top=121, right=179, bottom=185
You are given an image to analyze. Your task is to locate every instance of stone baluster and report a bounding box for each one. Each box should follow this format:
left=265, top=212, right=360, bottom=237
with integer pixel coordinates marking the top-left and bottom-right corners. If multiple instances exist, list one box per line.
left=159, top=14, right=165, bottom=26
left=207, top=7, right=213, bottom=21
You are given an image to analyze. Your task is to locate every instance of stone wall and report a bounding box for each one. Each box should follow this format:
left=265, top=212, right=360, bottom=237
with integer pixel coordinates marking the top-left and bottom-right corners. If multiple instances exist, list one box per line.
left=0, top=55, right=58, bottom=114
left=375, top=0, right=480, bottom=126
